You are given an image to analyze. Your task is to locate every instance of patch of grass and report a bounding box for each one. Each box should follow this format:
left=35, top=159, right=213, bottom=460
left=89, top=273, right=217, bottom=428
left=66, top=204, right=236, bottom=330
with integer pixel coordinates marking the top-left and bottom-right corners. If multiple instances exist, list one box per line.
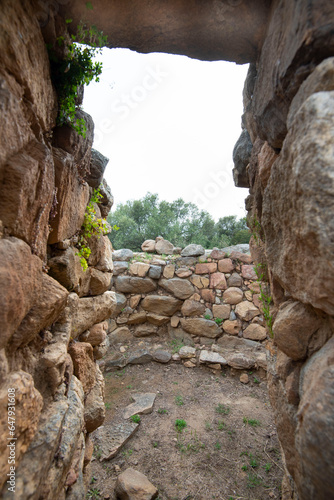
left=217, top=420, right=227, bottom=431
left=249, top=455, right=259, bottom=468
left=176, top=430, right=204, bottom=454
left=122, top=448, right=133, bottom=459
left=175, top=419, right=187, bottom=432
left=214, top=317, right=223, bottom=326
left=175, top=394, right=184, bottom=406
left=115, top=369, right=126, bottom=378
left=253, top=376, right=260, bottom=384
left=169, top=339, right=185, bottom=354
left=152, top=441, right=159, bottom=448
left=243, top=417, right=261, bottom=427
left=241, top=465, right=248, bottom=471
left=204, top=314, right=212, bottom=320
left=157, top=408, right=168, bottom=414
left=214, top=441, right=222, bottom=450
left=264, top=462, right=272, bottom=473
left=130, top=414, right=141, bottom=424
left=247, top=472, right=263, bottom=488
left=215, top=403, right=230, bottom=415
left=87, top=488, right=101, bottom=499
left=104, top=402, right=111, bottom=410
left=126, top=385, right=133, bottom=389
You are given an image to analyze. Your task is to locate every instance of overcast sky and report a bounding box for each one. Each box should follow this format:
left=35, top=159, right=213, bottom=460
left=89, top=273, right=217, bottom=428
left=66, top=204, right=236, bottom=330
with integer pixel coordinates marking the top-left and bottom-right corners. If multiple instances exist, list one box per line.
left=83, top=48, right=249, bottom=221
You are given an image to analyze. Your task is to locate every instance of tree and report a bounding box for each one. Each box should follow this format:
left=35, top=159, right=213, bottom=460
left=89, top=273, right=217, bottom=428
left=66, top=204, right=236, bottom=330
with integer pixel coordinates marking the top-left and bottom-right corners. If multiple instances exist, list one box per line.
left=107, top=193, right=249, bottom=250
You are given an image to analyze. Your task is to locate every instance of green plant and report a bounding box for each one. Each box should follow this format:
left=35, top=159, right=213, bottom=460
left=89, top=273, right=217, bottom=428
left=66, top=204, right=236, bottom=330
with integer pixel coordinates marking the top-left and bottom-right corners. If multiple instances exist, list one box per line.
left=175, top=394, right=184, bottom=406
left=87, top=487, right=101, bottom=499
left=122, top=448, right=133, bottom=459
left=247, top=472, right=263, bottom=488
left=175, top=419, right=187, bottom=432
left=126, top=385, right=133, bottom=389
left=176, top=430, right=204, bottom=454
left=104, top=402, right=111, bottom=410
left=214, top=441, right=222, bottom=450
left=157, top=408, right=168, bottom=414
left=241, top=465, right=248, bottom=471
left=169, top=339, right=185, bottom=354
left=130, top=414, right=141, bottom=424
left=243, top=417, right=261, bottom=427
left=254, top=262, right=274, bottom=338
left=214, top=317, right=223, bottom=326
left=253, top=376, right=260, bottom=384
left=48, top=22, right=107, bottom=136
left=152, top=441, right=159, bottom=448
left=76, top=187, right=118, bottom=270
left=264, top=462, right=272, bottom=472
left=215, top=403, right=230, bottom=415
left=249, top=455, right=259, bottom=468
left=217, top=420, right=227, bottom=431
left=204, top=314, right=211, bottom=320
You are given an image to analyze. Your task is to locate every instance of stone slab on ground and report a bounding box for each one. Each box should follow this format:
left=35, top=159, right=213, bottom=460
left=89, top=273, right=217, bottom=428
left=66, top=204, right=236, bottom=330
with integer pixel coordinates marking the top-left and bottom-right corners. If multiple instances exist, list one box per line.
left=92, top=422, right=139, bottom=461
left=123, top=393, right=157, bottom=419
left=199, top=350, right=227, bottom=365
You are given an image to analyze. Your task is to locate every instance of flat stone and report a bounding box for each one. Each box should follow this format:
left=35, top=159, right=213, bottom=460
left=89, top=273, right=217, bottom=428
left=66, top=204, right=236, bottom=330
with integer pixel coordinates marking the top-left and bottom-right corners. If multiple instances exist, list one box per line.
left=200, top=289, right=216, bottom=304
left=229, top=251, right=253, bottom=264
left=127, top=312, right=147, bottom=325
left=222, top=287, right=243, bottom=305
left=128, top=350, right=153, bottom=364
left=181, top=244, right=205, bottom=257
left=170, top=316, right=180, bottom=327
left=141, top=295, right=182, bottom=316
left=112, top=249, right=133, bottom=262
left=190, top=274, right=210, bottom=289
left=115, top=276, right=157, bottom=294
left=226, top=353, right=255, bottom=370
left=129, top=262, right=150, bottom=277
left=184, top=360, right=196, bottom=368
left=210, top=272, right=227, bottom=290
left=241, top=265, right=257, bottom=280
left=181, top=318, right=222, bottom=338
left=199, top=350, right=227, bottom=365
left=123, top=393, right=156, bottom=419
left=222, top=320, right=242, bottom=335
left=92, top=422, right=139, bottom=460
left=218, top=258, right=234, bottom=273
left=104, top=354, right=128, bottom=371
left=227, top=273, right=243, bottom=287
left=181, top=299, right=205, bottom=317
left=159, top=278, right=194, bottom=299
left=134, top=324, right=158, bottom=337
left=153, top=350, right=172, bottom=363
left=108, top=326, right=133, bottom=344
left=195, top=262, right=217, bottom=274
left=240, top=374, right=249, bottom=384
left=110, top=260, right=129, bottom=276
left=243, top=323, right=267, bottom=341
left=179, top=346, right=196, bottom=359
left=235, top=301, right=260, bottom=321
left=175, top=267, right=192, bottom=278
left=210, top=248, right=227, bottom=260
left=148, top=265, right=162, bottom=280
left=212, top=304, right=230, bottom=320
left=146, top=313, right=170, bottom=326
left=115, top=468, right=158, bottom=500
left=163, top=264, right=175, bottom=278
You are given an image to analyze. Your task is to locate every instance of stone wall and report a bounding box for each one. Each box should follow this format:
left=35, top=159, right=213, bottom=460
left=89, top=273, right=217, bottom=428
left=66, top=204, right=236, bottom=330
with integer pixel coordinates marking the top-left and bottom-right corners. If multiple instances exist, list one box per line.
left=107, top=239, right=268, bottom=373
left=0, top=2, right=116, bottom=498
left=233, top=1, right=334, bottom=498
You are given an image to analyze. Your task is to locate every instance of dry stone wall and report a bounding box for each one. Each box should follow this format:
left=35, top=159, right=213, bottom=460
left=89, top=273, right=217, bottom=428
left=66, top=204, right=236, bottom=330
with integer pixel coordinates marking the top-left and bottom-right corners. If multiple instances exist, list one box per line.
left=233, top=1, right=334, bottom=498
left=0, top=2, right=117, bottom=498
left=105, top=238, right=268, bottom=372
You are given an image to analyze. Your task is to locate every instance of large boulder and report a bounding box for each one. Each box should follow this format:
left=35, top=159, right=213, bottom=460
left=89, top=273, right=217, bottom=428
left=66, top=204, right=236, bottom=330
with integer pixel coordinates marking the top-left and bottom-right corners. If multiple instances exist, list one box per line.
left=181, top=318, right=222, bottom=338
left=69, top=291, right=117, bottom=338
left=115, top=468, right=158, bottom=500
left=141, top=295, right=182, bottom=316
left=262, top=91, right=334, bottom=315
left=115, top=276, right=157, bottom=294
left=159, top=278, right=194, bottom=299
left=155, top=238, right=174, bottom=255
left=87, top=148, right=109, bottom=188
left=181, top=244, right=205, bottom=257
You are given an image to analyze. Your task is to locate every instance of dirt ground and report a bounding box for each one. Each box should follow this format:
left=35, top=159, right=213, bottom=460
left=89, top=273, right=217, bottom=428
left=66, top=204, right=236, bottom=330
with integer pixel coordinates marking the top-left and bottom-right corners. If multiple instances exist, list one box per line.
left=88, top=339, right=283, bottom=500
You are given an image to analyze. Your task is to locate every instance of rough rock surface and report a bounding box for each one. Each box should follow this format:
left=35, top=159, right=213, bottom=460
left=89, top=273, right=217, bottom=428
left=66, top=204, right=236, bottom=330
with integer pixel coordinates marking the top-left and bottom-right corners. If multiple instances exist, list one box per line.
left=115, top=467, right=158, bottom=500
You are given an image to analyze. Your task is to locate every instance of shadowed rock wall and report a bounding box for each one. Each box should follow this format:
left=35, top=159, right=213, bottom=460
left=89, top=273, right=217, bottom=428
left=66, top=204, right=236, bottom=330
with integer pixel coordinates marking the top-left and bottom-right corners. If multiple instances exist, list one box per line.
left=0, top=1, right=116, bottom=498
left=233, top=1, right=334, bottom=498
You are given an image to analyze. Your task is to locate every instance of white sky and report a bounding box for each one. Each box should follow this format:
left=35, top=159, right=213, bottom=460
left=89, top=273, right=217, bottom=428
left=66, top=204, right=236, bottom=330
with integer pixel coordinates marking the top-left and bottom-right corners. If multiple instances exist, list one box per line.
left=83, top=48, right=249, bottom=221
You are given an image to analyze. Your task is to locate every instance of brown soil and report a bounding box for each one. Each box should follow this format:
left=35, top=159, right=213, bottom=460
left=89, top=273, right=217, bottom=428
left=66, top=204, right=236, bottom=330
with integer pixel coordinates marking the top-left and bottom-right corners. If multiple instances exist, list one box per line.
left=88, top=338, right=283, bottom=500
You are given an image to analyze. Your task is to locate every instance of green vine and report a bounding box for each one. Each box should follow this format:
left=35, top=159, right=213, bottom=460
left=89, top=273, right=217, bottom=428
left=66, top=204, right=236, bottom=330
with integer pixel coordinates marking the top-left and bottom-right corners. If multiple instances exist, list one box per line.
left=48, top=21, right=107, bottom=136
left=249, top=214, right=264, bottom=244
left=254, top=263, right=273, bottom=338
left=76, top=187, right=118, bottom=271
